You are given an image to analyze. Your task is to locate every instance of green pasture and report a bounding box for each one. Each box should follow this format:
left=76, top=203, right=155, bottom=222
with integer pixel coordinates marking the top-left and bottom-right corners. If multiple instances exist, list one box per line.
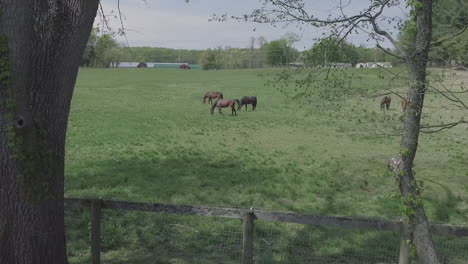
left=65, top=67, right=468, bottom=263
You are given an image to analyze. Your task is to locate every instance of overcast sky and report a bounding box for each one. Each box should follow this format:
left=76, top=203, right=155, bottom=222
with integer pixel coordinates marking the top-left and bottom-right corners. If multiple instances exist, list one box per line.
left=96, top=0, right=409, bottom=51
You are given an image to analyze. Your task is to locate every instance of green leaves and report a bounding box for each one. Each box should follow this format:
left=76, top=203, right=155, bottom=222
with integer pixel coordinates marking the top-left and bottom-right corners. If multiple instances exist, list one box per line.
left=264, top=39, right=298, bottom=66
left=399, top=0, right=468, bottom=65
left=304, top=38, right=359, bottom=67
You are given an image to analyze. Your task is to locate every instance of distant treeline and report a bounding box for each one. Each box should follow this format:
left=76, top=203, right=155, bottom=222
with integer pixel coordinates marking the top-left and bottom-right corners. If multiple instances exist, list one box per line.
left=81, top=31, right=400, bottom=70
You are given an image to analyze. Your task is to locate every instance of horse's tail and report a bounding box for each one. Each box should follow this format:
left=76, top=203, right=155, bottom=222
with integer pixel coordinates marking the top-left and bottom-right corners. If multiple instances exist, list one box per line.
left=210, top=99, right=219, bottom=114
left=219, top=93, right=223, bottom=99
left=234, top=99, right=240, bottom=108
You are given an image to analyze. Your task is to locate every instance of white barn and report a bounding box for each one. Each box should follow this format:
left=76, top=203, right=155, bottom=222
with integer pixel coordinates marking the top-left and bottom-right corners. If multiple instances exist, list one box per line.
left=112, top=62, right=190, bottom=68
left=356, top=62, right=392, bottom=68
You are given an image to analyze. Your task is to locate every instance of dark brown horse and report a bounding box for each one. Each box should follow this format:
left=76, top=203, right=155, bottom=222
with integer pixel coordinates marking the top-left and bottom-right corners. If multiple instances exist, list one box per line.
left=380, top=96, right=391, bottom=110
left=210, top=99, right=240, bottom=115
left=401, top=97, right=408, bottom=112
left=238, top=96, right=257, bottom=111
left=203, top=92, right=223, bottom=104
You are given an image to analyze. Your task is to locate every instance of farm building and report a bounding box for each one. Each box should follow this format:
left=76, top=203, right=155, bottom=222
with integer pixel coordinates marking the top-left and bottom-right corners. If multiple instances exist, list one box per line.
left=113, top=62, right=200, bottom=69
left=356, top=62, right=393, bottom=68
left=113, top=62, right=142, bottom=68
left=152, top=63, right=190, bottom=69
left=330, top=63, right=352, bottom=68
left=316, top=63, right=352, bottom=68
left=288, top=62, right=305, bottom=67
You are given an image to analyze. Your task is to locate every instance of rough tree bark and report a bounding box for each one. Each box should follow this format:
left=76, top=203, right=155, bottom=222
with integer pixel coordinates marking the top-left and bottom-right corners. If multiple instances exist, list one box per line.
left=389, top=0, right=440, bottom=263
left=0, top=1, right=99, bottom=263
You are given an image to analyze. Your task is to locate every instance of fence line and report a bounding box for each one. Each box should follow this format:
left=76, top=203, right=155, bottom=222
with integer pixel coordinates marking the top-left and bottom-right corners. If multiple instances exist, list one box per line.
left=64, top=197, right=468, bottom=264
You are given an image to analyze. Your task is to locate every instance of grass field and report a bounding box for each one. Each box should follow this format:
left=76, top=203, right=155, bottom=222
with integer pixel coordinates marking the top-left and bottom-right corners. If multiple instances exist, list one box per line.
left=65, top=67, right=468, bottom=263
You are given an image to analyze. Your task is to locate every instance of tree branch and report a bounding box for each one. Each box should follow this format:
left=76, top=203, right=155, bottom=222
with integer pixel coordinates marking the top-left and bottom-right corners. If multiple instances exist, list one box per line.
left=98, top=2, right=113, bottom=34
left=431, top=24, right=468, bottom=46
left=421, top=120, right=468, bottom=133
left=428, top=83, right=468, bottom=110
left=367, top=1, right=407, bottom=58
left=376, top=44, right=406, bottom=61
left=117, top=0, right=130, bottom=47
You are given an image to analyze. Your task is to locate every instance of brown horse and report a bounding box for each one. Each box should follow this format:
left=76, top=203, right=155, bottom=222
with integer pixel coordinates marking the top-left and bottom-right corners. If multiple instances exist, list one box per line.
left=401, top=97, right=408, bottom=112
left=380, top=96, right=391, bottom=110
left=203, top=92, right=223, bottom=104
left=238, top=96, right=257, bottom=111
left=210, top=99, right=240, bottom=115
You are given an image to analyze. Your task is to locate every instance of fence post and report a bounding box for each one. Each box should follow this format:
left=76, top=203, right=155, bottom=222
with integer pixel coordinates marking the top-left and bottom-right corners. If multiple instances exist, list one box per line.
left=91, top=199, right=102, bottom=264
left=242, top=211, right=255, bottom=264
left=399, top=221, right=411, bottom=264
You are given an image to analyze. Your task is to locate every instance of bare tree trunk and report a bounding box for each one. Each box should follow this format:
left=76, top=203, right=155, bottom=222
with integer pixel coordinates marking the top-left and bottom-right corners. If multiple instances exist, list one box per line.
left=0, top=1, right=99, bottom=263
left=389, top=1, right=439, bottom=263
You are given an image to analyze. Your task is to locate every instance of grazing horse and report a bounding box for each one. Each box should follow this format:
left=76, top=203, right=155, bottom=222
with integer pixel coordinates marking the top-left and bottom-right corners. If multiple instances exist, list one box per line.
left=401, top=97, right=408, bottom=112
left=203, top=92, right=223, bottom=104
left=210, top=99, right=240, bottom=115
left=380, top=96, right=391, bottom=110
left=238, top=96, right=257, bottom=111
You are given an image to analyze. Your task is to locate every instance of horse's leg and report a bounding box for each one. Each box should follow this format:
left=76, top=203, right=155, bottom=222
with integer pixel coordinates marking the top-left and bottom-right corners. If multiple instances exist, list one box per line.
left=218, top=106, right=222, bottom=114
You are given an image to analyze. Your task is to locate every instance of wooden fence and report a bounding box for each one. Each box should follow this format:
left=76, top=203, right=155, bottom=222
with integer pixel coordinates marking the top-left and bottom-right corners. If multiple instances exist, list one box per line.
left=64, top=198, right=468, bottom=264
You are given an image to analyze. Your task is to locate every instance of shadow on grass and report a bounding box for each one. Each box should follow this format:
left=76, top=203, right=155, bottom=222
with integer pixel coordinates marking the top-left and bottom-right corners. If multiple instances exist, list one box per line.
left=255, top=223, right=467, bottom=264
left=66, top=150, right=278, bottom=263
left=65, top=148, right=283, bottom=208
left=424, top=180, right=468, bottom=223
left=65, top=150, right=466, bottom=264
left=255, top=224, right=399, bottom=264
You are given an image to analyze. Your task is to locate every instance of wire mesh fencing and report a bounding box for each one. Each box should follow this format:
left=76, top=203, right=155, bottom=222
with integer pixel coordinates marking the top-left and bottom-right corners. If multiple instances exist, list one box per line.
left=65, top=200, right=468, bottom=264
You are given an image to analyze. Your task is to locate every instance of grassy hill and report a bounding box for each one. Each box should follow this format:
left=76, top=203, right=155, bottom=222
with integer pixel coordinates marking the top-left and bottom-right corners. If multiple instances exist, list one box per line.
left=65, top=67, right=468, bottom=263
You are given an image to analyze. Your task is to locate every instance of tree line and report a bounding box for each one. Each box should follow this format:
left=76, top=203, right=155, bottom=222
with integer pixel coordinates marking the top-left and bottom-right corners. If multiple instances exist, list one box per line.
left=80, top=31, right=403, bottom=69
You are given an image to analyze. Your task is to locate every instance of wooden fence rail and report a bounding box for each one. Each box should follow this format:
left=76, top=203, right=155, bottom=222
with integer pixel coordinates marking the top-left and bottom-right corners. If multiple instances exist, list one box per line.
left=64, top=198, right=468, bottom=264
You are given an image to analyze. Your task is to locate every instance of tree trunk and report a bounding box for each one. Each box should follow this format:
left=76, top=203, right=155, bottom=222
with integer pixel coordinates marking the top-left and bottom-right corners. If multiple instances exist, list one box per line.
left=389, top=1, right=439, bottom=263
left=0, top=1, right=99, bottom=263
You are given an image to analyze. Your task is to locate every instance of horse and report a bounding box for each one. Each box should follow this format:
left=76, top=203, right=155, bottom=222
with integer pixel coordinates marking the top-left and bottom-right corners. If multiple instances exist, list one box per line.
left=203, top=92, right=223, bottom=104
left=238, top=96, right=257, bottom=111
left=210, top=99, right=240, bottom=115
left=401, top=97, right=408, bottom=112
left=380, top=96, right=391, bottom=110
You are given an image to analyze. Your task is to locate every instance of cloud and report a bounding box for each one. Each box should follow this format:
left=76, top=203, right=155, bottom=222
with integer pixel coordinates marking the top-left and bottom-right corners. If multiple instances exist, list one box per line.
left=96, top=0, right=408, bottom=50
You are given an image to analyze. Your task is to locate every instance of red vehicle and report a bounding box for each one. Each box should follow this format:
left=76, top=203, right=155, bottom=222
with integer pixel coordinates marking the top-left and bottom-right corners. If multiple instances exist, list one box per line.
left=179, top=64, right=191, bottom=69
